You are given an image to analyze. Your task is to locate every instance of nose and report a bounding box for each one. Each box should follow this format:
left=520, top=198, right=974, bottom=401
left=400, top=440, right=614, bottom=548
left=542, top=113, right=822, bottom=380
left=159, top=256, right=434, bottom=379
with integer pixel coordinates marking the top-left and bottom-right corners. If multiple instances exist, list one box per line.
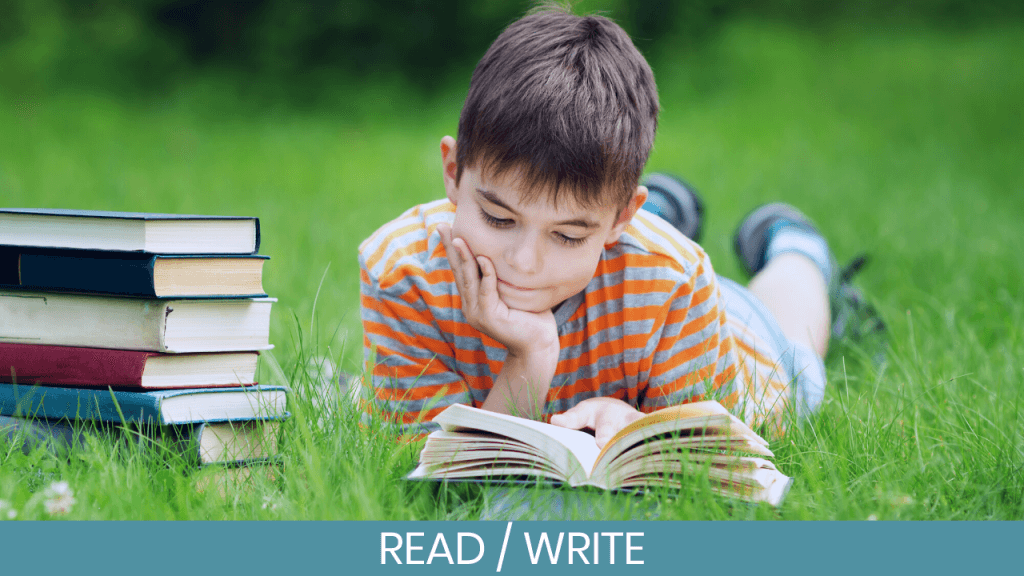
left=504, top=231, right=541, bottom=275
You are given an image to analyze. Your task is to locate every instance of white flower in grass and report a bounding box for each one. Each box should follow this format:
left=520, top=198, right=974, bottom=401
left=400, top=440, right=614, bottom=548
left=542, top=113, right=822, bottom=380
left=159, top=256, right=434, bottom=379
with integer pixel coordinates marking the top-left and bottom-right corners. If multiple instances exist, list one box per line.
left=43, top=481, right=76, bottom=515
left=0, top=499, right=16, bottom=520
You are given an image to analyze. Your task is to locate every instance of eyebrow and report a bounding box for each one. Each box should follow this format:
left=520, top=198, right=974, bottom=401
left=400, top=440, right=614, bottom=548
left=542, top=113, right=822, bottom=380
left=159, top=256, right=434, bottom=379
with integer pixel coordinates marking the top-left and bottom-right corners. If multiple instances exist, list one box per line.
left=476, top=189, right=602, bottom=229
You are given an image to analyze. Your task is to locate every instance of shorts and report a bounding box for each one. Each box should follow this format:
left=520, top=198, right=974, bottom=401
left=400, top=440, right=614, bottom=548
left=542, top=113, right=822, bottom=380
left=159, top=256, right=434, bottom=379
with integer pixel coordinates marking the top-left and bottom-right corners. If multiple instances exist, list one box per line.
left=718, top=277, right=827, bottom=419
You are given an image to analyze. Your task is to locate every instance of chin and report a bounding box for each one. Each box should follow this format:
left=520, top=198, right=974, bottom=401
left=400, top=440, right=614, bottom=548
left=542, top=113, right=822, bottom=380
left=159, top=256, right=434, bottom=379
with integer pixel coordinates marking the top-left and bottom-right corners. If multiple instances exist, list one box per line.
left=497, top=289, right=553, bottom=313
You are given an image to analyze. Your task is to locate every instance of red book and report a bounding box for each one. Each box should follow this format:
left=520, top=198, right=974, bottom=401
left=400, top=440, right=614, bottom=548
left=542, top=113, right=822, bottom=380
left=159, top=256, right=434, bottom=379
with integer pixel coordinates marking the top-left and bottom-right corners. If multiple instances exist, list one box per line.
left=0, top=343, right=258, bottom=389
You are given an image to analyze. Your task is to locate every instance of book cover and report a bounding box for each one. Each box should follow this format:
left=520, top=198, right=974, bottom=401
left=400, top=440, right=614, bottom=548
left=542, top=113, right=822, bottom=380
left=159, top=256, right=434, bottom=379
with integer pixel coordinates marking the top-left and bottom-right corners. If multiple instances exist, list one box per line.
left=0, top=414, right=82, bottom=455
left=0, top=246, right=269, bottom=298
left=0, top=209, right=260, bottom=254
left=0, top=383, right=288, bottom=425
left=1, top=415, right=284, bottom=465
left=0, top=343, right=259, bottom=389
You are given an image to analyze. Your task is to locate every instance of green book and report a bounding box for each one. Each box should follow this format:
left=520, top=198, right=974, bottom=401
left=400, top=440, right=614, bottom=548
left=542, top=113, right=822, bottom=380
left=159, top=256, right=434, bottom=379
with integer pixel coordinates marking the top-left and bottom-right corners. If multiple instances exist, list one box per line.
left=0, top=383, right=287, bottom=425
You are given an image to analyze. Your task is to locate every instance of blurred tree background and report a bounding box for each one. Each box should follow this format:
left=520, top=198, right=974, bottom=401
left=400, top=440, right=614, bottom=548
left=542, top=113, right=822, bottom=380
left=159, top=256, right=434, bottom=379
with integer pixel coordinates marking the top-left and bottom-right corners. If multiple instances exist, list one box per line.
left=2, top=0, right=1022, bottom=100
left=2, top=0, right=1023, bottom=378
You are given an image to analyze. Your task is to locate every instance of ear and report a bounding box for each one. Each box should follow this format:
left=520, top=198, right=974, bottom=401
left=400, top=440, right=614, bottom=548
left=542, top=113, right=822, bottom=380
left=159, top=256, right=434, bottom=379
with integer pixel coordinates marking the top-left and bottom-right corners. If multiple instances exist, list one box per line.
left=440, top=135, right=460, bottom=205
left=604, top=185, right=649, bottom=245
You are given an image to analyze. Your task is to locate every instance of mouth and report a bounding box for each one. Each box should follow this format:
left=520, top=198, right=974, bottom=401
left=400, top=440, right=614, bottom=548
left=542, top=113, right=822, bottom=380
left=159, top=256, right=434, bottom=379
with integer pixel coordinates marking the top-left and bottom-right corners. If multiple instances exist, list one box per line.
left=498, top=279, right=535, bottom=292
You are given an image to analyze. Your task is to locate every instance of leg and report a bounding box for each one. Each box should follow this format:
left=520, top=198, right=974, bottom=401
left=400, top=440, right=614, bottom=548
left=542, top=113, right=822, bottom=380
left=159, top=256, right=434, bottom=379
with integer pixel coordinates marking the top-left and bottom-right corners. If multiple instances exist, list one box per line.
left=747, top=252, right=830, bottom=358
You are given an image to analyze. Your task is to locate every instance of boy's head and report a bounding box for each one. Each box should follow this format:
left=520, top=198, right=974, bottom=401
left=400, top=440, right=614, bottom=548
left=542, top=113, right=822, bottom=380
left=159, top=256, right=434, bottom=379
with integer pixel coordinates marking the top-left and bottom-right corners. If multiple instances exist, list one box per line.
left=441, top=7, right=660, bottom=313
left=455, top=6, right=659, bottom=210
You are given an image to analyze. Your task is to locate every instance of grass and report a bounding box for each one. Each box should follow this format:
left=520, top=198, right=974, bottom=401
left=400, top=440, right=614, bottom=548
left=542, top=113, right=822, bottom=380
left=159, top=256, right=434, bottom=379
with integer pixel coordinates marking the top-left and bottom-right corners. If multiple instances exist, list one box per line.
left=1, top=20, right=1022, bottom=520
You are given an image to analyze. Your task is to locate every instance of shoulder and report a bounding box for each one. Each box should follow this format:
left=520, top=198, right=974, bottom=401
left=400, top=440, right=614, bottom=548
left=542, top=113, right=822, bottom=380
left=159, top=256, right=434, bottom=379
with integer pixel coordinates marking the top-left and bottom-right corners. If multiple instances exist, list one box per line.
left=359, top=199, right=455, bottom=292
left=611, top=209, right=712, bottom=285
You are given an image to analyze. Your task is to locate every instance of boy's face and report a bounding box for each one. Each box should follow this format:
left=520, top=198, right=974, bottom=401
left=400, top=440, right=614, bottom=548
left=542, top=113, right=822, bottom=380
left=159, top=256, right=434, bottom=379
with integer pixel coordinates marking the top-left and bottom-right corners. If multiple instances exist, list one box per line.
left=441, top=137, right=647, bottom=313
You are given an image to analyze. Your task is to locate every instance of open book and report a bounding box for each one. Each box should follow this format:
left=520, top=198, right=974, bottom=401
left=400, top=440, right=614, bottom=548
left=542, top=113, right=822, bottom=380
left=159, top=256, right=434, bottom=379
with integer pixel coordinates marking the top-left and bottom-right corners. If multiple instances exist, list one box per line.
left=409, top=401, right=793, bottom=507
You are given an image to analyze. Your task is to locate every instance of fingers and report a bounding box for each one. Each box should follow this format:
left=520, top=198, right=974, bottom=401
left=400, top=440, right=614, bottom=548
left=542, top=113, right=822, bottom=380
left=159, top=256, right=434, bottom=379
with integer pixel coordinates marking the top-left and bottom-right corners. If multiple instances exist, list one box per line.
left=438, top=223, right=480, bottom=307
left=476, top=255, right=497, bottom=304
left=437, top=223, right=463, bottom=285
left=550, top=403, right=594, bottom=432
left=595, top=427, right=615, bottom=449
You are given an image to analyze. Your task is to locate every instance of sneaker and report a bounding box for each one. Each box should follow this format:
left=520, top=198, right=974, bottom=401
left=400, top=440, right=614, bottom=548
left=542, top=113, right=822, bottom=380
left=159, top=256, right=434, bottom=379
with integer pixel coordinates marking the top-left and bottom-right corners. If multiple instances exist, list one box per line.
left=641, top=173, right=705, bottom=242
left=732, top=203, right=886, bottom=343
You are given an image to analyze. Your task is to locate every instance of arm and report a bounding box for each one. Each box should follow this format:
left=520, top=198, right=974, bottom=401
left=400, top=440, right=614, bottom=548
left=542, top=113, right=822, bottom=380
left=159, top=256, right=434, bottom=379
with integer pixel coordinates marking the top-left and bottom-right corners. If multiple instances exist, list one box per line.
left=360, top=265, right=469, bottom=435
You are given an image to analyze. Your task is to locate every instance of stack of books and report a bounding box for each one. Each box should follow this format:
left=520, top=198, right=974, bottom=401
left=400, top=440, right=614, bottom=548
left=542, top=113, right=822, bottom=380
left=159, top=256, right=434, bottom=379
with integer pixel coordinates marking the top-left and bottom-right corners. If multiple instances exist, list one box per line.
left=0, top=208, right=287, bottom=474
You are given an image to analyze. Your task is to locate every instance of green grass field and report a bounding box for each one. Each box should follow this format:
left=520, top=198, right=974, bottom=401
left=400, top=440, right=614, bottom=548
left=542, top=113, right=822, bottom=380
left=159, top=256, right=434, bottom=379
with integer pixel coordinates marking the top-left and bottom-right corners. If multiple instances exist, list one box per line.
left=1, top=21, right=1022, bottom=520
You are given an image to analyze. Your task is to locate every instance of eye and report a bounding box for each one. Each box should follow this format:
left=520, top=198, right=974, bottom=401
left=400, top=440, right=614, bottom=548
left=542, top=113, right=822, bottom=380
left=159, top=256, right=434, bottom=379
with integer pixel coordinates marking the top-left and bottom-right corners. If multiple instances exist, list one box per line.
left=555, top=232, right=587, bottom=247
left=480, top=208, right=514, bottom=228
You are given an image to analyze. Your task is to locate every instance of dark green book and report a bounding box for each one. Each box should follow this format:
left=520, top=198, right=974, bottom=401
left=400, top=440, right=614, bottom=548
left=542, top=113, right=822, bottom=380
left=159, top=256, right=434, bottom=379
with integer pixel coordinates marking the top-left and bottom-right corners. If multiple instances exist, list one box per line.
left=0, top=246, right=268, bottom=298
left=0, top=383, right=287, bottom=425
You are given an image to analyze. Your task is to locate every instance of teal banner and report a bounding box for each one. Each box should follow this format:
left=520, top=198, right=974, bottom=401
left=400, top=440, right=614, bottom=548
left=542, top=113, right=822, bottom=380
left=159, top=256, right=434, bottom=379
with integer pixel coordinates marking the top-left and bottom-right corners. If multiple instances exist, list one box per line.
left=1, top=521, right=1020, bottom=575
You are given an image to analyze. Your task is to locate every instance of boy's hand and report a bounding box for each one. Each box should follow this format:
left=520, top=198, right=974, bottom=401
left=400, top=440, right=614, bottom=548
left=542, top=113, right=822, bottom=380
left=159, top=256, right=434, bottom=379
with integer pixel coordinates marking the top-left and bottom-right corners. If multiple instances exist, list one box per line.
left=437, top=223, right=558, bottom=357
left=550, top=397, right=645, bottom=448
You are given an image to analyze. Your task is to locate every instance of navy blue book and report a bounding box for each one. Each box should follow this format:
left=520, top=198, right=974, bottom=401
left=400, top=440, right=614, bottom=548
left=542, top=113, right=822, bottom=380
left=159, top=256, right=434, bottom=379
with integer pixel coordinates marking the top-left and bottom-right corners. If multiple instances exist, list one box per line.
left=0, top=415, right=82, bottom=455
left=0, top=246, right=268, bottom=298
left=0, top=383, right=287, bottom=425
left=0, top=208, right=260, bottom=254
left=1, top=415, right=283, bottom=465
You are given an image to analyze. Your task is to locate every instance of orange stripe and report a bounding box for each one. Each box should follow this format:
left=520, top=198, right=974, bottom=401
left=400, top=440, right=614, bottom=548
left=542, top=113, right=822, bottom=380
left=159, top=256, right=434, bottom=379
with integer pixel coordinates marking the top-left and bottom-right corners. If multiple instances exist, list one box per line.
left=550, top=365, right=635, bottom=400
left=649, top=365, right=712, bottom=397
left=364, top=323, right=452, bottom=362
left=712, top=361, right=739, bottom=390
left=554, top=336, right=650, bottom=374
left=373, top=379, right=465, bottom=402
left=688, top=280, right=714, bottom=310
left=597, top=252, right=683, bottom=276
left=372, top=358, right=450, bottom=381
left=557, top=307, right=663, bottom=349
left=719, top=390, right=740, bottom=409
left=650, top=333, right=721, bottom=379
left=577, top=278, right=681, bottom=313
left=361, top=291, right=429, bottom=326
left=734, top=335, right=775, bottom=368
left=549, top=378, right=630, bottom=402
left=676, top=305, right=719, bottom=342
left=380, top=238, right=429, bottom=279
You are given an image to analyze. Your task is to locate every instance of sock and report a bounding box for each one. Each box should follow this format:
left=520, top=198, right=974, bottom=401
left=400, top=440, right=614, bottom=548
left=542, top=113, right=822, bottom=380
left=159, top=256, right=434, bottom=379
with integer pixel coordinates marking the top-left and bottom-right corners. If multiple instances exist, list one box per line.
left=764, top=220, right=834, bottom=287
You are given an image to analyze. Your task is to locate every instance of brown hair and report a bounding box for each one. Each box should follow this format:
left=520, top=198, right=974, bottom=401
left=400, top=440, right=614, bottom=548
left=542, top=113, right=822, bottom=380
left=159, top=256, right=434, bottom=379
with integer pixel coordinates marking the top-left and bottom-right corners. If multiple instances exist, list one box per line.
left=455, top=6, right=659, bottom=209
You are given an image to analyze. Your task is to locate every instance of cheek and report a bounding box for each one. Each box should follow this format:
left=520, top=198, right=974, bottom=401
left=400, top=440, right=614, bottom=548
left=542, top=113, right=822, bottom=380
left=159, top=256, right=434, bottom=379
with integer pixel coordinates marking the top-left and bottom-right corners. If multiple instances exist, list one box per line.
left=452, top=209, right=501, bottom=259
left=554, top=245, right=604, bottom=286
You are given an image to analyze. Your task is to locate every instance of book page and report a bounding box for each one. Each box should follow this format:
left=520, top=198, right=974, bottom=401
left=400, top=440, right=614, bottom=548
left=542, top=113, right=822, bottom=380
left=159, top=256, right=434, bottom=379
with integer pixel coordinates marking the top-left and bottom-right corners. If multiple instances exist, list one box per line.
left=589, top=401, right=771, bottom=484
left=433, top=404, right=601, bottom=484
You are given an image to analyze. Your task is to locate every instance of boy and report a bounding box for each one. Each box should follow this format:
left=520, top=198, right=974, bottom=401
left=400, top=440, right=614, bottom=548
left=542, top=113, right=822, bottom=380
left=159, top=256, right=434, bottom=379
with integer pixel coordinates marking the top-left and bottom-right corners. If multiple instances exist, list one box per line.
left=359, top=7, right=873, bottom=445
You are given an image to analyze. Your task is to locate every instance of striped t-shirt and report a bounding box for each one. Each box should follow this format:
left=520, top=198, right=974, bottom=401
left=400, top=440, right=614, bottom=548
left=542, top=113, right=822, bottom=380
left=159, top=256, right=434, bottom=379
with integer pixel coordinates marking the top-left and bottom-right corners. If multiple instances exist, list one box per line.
left=359, top=199, right=792, bottom=435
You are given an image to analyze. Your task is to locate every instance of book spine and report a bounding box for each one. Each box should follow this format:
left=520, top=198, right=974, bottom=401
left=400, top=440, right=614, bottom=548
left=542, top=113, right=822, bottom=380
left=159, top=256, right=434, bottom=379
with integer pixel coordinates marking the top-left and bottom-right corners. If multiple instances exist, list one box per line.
left=14, top=251, right=159, bottom=297
left=0, top=415, right=82, bottom=454
left=0, top=383, right=165, bottom=424
left=0, top=343, right=150, bottom=387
